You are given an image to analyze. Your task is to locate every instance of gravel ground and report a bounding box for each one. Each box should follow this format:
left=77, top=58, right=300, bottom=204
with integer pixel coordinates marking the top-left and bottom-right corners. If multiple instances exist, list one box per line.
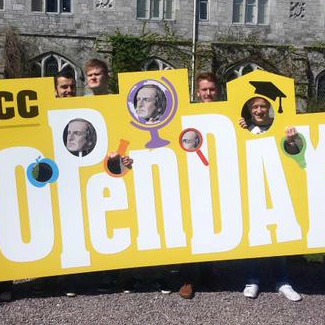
left=1, top=257, right=325, bottom=325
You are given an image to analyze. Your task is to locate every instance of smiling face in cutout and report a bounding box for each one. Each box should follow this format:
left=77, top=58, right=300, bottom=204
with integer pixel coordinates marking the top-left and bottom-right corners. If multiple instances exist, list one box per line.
left=248, top=97, right=273, bottom=126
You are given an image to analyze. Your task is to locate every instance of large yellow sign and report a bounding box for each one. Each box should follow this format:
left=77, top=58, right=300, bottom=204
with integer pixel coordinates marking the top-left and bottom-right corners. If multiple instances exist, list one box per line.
left=0, top=69, right=324, bottom=281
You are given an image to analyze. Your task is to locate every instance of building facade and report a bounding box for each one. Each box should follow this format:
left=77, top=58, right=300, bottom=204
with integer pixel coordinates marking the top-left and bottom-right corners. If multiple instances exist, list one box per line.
left=1, top=0, right=325, bottom=109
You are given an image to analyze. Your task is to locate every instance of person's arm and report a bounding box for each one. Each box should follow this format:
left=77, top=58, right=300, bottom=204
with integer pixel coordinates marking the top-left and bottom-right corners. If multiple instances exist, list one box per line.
left=107, top=152, right=133, bottom=174
left=284, top=126, right=303, bottom=155
left=121, top=156, right=133, bottom=169
left=239, top=118, right=248, bottom=129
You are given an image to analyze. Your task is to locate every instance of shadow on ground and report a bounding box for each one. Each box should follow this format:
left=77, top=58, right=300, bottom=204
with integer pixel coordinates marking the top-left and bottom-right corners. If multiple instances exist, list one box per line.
left=9, top=256, right=325, bottom=300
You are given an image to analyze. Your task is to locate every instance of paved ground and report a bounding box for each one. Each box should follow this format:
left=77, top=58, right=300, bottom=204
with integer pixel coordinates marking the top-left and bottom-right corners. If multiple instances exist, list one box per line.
left=1, top=257, right=325, bottom=325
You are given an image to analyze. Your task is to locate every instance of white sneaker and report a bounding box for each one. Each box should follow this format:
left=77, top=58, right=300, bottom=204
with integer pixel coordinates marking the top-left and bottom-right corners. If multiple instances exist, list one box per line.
left=278, top=284, right=302, bottom=302
left=243, top=284, right=259, bottom=298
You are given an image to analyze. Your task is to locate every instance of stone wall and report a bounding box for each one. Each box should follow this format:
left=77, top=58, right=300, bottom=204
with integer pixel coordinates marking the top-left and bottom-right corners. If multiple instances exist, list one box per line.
left=1, top=1, right=325, bottom=111
left=1, top=1, right=325, bottom=46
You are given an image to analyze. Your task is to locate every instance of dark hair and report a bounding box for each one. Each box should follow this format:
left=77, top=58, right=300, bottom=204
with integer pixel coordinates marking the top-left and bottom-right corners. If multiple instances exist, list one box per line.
left=54, top=68, right=76, bottom=88
left=196, top=72, right=218, bottom=90
left=85, top=59, right=109, bottom=76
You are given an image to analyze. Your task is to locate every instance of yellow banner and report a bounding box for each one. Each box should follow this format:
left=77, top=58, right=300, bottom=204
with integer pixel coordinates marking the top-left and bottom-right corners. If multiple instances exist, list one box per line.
left=0, top=69, right=323, bottom=281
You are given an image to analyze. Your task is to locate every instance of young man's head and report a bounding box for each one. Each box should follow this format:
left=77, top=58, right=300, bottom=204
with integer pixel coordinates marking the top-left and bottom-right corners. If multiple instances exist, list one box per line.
left=196, top=72, right=218, bottom=103
left=54, top=69, right=76, bottom=98
left=85, top=59, right=109, bottom=95
left=247, top=97, right=272, bottom=126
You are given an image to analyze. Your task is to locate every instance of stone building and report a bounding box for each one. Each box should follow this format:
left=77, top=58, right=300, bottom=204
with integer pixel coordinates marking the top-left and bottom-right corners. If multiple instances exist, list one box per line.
left=0, top=1, right=325, bottom=110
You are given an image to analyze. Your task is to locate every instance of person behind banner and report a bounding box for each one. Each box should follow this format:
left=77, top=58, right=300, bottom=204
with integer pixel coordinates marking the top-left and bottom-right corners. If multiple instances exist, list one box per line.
left=239, top=96, right=302, bottom=301
left=54, top=68, right=77, bottom=98
left=0, top=281, right=13, bottom=302
left=84, top=59, right=133, bottom=171
left=134, top=84, right=167, bottom=124
left=83, top=59, right=138, bottom=293
left=32, top=71, right=80, bottom=298
left=178, top=72, right=220, bottom=300
left=85, top=58, right=110, bottom=95
left=195, top=71, right=219, bottom=102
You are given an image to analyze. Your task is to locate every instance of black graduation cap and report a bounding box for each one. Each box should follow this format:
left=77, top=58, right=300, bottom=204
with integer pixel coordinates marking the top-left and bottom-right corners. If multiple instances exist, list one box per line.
left=249, top=81, right=287, bottom=113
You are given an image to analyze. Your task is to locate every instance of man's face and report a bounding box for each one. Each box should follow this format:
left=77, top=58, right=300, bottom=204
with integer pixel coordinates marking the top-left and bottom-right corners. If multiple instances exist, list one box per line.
left=55, top=77, right=76, bottom=97
left=249, top=98, right=270, bottom=125
left=86, top=67, right=108, bottom=91
left=196, top=80, right=218, bottom=102
left=182, top=130, right=199, bottom=150
left=136, top=87, right=158, bottom=119
left=66, top=121, right=88, bottom=152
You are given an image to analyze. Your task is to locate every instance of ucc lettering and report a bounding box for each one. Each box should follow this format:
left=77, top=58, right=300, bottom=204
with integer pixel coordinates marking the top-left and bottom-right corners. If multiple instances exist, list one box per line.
left=0, top=90, right=39, bottom=119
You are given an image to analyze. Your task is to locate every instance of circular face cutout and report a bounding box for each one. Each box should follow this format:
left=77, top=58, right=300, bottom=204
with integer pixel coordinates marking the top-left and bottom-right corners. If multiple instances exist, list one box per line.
left=179, top=128, right=209, bottom=166
left=241, top=96, right=274, bottom=135
left=63, top=118, right=97, bottom=157
left=179, top=128, right=203, bottom=152
left=27, top=158, right=59, bottom=187
left=127, top=80, right=172, bottom=126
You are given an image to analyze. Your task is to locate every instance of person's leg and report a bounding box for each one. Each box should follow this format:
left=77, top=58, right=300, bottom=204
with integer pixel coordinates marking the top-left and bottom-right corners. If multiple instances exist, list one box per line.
left=178, top=263, right=200, bottom=299
left=199, top=261, right=218, bottom=290
left=272, top=256, right=289, bottom=285
left=272, top=256, right=301, bottom=302
left=149, top=266, right=173, bottom=294
left=115, top=269, right=138, bottom=293
left=243, top=258, right=261, bottom=299
left=0, top=281, right=13, bottom=302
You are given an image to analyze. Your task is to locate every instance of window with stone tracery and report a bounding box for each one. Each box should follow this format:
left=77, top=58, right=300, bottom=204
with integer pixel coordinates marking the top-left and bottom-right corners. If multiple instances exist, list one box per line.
left=317, top=71, right=325, bottom=103
left=30, top=53, right=83, bottom=94
left=225, top=62, right=264, bottom=82
left=30, top=53, right=77, bottom=77
left=142, top=58, right=174, bottom=71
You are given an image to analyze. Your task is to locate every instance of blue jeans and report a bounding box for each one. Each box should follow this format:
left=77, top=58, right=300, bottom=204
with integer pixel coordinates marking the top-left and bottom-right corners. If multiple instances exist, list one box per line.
left=244, top=256, right=289, bottom=287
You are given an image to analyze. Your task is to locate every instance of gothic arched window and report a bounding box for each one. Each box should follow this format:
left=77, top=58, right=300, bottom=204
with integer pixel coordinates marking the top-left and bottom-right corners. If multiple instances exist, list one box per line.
left=317, top=71, right=325, bottom=103
left=225, top=62, right=264, bottom=82
left=30, top=52, right=83, bottom=94
left=142, top=58, right=174, bottom=71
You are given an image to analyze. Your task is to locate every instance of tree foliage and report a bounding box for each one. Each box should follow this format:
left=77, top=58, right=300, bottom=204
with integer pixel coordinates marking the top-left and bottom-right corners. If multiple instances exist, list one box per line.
left=4, top=27, right=23, bottom=78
